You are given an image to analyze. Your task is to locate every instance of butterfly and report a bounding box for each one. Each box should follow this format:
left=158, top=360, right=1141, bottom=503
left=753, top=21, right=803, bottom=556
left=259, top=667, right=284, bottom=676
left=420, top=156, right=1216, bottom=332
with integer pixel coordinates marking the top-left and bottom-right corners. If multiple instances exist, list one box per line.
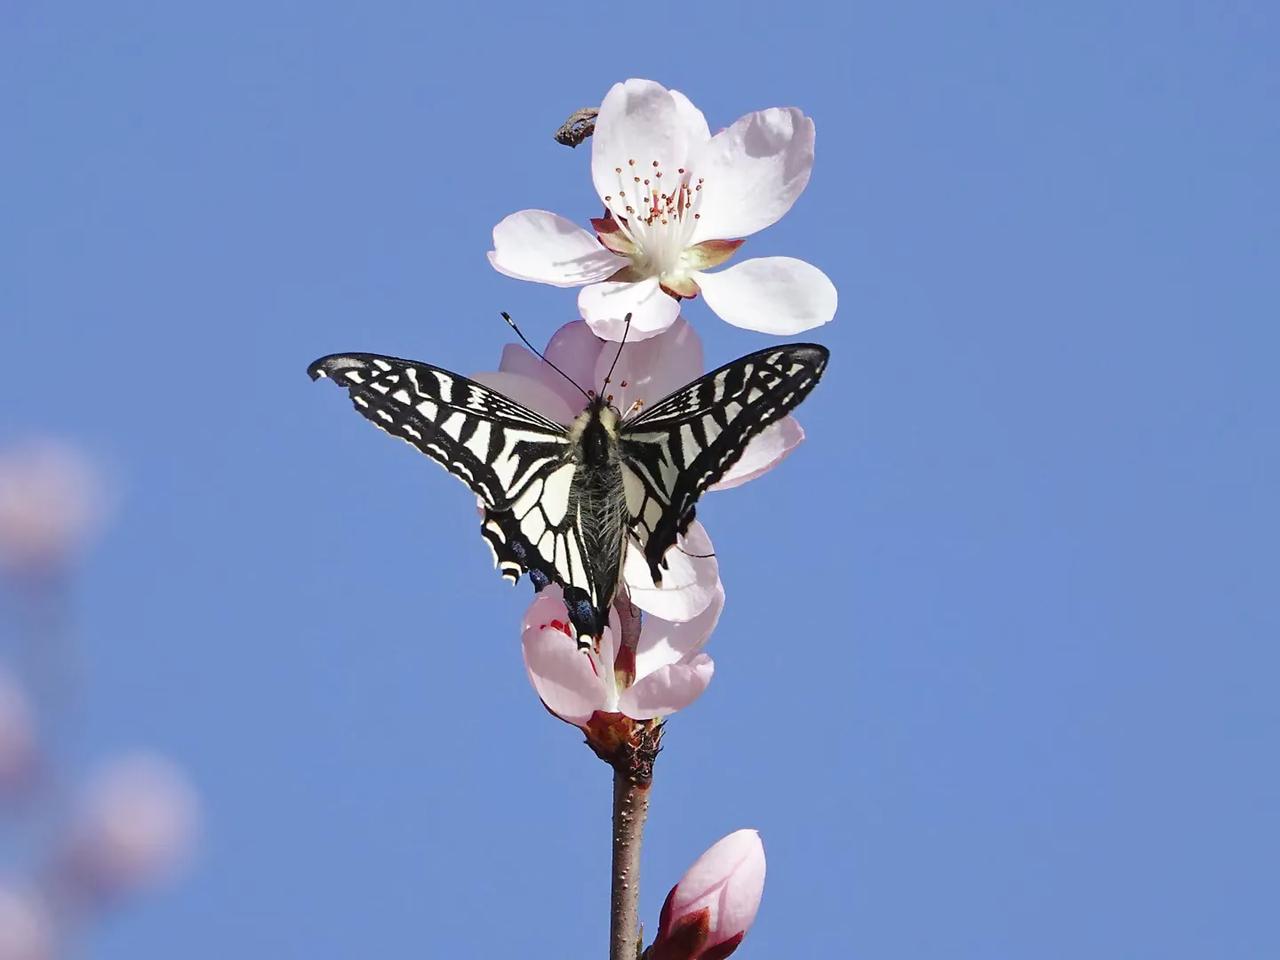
left=308, top=341, right=829, bottom=646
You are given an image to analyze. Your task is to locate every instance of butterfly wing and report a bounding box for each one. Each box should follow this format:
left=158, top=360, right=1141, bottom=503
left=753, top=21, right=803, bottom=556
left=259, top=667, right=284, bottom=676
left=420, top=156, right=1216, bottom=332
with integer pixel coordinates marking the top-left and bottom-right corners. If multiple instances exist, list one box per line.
left=309, top=353, right=584, bottom=601
left=619, top=344, right=830, bottom=582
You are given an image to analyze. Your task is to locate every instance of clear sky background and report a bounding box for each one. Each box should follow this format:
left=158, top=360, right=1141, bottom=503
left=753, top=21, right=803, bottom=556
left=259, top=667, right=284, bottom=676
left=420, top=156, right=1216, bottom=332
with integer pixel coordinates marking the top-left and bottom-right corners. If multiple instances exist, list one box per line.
left=3, top=1, right=1277, bottom=957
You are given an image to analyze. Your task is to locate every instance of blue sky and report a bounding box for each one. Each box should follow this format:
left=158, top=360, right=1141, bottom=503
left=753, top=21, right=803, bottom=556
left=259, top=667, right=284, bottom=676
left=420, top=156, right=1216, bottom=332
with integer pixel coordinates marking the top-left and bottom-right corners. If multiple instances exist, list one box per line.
left=2, top=1, right=1277, bottom=956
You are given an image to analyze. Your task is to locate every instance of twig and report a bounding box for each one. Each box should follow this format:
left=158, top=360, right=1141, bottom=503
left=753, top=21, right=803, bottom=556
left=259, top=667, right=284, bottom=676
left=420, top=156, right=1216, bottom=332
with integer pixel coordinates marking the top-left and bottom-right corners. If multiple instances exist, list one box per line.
left=610, top=768, right=651, bottom=960
left=554, top=107, right=598, bottom=147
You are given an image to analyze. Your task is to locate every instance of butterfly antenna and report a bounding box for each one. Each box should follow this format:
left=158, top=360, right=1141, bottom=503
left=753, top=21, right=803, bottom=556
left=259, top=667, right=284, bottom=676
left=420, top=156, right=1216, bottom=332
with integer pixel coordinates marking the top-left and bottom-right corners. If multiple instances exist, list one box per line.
left=500, top=312, right=590, bottom=401
left=601, top=313, right=633, bottom=393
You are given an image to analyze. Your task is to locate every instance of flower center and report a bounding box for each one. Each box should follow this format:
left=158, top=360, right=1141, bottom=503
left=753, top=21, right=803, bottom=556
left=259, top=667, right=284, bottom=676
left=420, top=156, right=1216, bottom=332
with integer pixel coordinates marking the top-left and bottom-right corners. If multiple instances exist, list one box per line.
left=603, top=159, right=705, bottom=278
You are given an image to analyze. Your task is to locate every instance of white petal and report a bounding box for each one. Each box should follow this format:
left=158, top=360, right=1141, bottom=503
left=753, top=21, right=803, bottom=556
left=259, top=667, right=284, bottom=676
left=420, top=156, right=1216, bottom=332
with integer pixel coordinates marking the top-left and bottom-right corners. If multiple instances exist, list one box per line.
left=470, top=370, right=576, bottom=425
left=695, top=257, right=836, bottom=334
left=618, top=653, right=714, bottom=720
left=578, top=277, right=681, bottom=342
left=521, top=593, right=606, bottom=726
left=624, top=520, right=720, bottom=621
left=488, top=210, right=624, bottom=287
left=592, top=79, right=697, bottom=216
left=635, top=581, right=724, bottom=678
left=708, top=416, right=805, bottom=491
left=689, top=107, right=815, bottom=243
left=669, top=89, right=711, bottom=145
left=595, top=316, right=703, bottom=415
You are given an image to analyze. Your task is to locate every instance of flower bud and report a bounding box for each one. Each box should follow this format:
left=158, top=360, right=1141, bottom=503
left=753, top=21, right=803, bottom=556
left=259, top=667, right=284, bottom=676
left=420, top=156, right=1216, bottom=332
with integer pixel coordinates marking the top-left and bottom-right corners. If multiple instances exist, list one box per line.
left=650, top=829, right=766, bottom=960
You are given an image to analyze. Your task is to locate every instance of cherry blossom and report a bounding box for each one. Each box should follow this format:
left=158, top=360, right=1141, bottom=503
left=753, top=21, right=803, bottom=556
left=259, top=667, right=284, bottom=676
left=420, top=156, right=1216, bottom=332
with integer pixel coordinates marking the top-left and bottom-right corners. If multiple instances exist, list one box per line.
left=649, top=829, right=767, bottom=960
left=489, top=79, right=836, bottom=341
left=0, top=883, right=55, bottom=960
left=62, top=754, right=200, bottom=901
left=0, top=441, right=106, bottom=575
left=521, top=581, right=721, bottom=737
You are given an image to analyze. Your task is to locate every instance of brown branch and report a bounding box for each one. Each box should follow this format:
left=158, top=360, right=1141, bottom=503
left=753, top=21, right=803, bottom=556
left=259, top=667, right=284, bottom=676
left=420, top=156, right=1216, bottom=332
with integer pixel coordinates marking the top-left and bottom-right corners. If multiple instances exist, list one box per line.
left=610, top=768, right=651, bottom=960
left=554, top=107, right=598, bottom=147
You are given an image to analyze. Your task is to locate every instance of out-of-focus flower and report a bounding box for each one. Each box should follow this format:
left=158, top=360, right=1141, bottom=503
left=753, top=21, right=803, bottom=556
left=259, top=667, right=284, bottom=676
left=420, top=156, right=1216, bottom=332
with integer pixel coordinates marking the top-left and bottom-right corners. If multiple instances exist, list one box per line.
left=0, top=671, right=36, bottom=794
left=0, top=441, right=105, bottom=574
left=649, top=830, right=767, bottom=960
left=474, top=317, right=804, bottom=622
left=489, top=78, right=836, bottom=341
left=62, top=754, right=199, bottom=901
left=0, top=883, right=55, bottom=960
left=522, top=582, right=721, bottom=735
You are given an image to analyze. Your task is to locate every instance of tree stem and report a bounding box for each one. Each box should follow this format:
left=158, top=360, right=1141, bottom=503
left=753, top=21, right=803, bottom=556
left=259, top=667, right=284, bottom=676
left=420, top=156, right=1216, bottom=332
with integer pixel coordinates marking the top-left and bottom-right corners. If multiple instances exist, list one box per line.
left=610, top=768, right=651, bottom=960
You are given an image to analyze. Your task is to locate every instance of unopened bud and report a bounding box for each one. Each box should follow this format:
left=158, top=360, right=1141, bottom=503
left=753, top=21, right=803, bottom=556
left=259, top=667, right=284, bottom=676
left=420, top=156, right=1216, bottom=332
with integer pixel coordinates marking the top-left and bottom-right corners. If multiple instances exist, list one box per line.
left=649, top=829, right=766, bottom=960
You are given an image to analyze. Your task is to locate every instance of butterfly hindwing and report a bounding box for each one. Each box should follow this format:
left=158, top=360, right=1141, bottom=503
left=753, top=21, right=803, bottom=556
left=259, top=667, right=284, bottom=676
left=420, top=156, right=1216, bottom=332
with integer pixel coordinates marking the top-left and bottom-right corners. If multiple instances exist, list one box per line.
left=619, top=344, right=830, bottom=582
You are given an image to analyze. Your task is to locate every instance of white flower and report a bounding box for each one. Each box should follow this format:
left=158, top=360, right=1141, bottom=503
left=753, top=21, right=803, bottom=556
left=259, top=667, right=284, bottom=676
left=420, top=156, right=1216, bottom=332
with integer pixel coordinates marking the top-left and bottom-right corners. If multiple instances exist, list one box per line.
left=489, top=79, right=837, bottom=341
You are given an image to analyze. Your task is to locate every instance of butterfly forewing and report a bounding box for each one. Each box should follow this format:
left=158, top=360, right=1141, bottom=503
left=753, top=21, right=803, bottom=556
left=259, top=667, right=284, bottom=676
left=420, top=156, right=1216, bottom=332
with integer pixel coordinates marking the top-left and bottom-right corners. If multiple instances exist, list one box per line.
left=309, top=352, right=616, bottom=642
left=619, top=344, right=830, bottom=582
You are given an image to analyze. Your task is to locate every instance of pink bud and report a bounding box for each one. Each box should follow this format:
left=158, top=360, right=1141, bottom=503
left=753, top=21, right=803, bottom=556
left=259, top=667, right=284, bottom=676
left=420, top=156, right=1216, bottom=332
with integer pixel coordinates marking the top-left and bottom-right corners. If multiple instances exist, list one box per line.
left=63, top=754, right=199, bottom=901
left=650, top=829, right=766, bottom=960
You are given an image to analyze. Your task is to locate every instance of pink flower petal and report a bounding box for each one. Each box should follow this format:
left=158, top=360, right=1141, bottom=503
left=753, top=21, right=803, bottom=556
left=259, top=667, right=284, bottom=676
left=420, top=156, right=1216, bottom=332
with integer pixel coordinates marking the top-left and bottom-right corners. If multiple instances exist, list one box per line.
left=521, top=592, right=607, bottom=725
left=624, top=520, right=720, bottom=622
left=635, top=581, right=724, bottom=677
left=488, top=210, right=625, bottom=288
left=578, top=277, right=681, bottom=342
left=592, top=80, right=700, bottom=219
left=470, top=371, right=577, bottom=425
left=695, top=257, right=836, bottom=334
left=618, top=653, right=713, bottom=720
left=689, top=107, right=815, bottom=243
left=543, top=320, right=609, bottom=397
left=708, top=417, right=805, bottom=491
left=598, top=316, right=704, bottom=416
left=492, top=343, right=589, bottom=418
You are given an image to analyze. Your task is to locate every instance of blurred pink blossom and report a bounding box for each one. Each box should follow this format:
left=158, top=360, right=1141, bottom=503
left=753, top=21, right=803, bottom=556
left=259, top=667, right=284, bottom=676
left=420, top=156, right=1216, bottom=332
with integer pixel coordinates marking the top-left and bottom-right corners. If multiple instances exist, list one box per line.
left=489, top=79, right=836, bottom=341
left=0, top=441, right=105, bottom=574
left=522, top=582, right=722, bottom=733
left=649, top=829, right=766, bottom=960
left=0, top=883, right=55, bottom=960
left=0, top=671, right=35, bottom=794
left=63, top=754, right=199, bottom=900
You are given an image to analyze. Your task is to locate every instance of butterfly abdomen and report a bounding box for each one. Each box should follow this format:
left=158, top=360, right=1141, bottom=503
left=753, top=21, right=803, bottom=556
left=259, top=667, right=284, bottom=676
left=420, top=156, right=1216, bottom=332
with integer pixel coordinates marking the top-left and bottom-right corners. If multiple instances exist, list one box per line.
left=561, top=399, right=629, bottom=645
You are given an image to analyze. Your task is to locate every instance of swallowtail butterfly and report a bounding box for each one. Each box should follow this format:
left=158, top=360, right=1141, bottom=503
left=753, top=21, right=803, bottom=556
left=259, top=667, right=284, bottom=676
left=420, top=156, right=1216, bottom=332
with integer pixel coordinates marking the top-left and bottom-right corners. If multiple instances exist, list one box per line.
left=308, top=343, right=829, bottom=645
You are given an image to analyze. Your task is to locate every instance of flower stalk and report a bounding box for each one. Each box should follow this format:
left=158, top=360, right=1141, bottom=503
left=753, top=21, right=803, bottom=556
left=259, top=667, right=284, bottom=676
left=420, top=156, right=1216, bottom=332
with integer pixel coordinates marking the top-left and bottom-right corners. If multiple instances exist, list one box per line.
left=610, top=767, right=651, bottom=960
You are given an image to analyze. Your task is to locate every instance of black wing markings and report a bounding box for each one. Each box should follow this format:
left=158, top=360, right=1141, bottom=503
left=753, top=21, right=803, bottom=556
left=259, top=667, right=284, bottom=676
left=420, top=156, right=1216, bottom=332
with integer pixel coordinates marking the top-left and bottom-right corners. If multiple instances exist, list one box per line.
left=618, top=344, right=829, bottom=583
left=309, top=352, right=609, bottom=643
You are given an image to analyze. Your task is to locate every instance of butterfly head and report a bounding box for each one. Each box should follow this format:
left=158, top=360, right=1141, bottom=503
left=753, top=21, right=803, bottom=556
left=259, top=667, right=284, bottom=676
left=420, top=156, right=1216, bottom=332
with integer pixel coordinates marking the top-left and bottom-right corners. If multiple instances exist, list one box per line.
left=568, top=393, right=622, bottom=468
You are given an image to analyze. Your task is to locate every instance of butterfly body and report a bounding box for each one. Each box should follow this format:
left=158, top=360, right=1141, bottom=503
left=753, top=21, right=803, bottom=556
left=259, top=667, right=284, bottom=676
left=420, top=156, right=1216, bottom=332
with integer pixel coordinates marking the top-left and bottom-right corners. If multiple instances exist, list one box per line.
left=309, top=344, right=829, bottom=646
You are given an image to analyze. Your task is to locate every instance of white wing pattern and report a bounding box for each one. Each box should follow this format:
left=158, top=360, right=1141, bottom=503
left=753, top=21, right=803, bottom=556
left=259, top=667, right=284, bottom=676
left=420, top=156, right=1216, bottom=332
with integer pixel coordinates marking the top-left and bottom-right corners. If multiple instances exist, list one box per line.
left=619, top=344, right=830, bottom=583
left=309, top=343, right=829, bottom=642
left=308, top=353, right=609, bottom=630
